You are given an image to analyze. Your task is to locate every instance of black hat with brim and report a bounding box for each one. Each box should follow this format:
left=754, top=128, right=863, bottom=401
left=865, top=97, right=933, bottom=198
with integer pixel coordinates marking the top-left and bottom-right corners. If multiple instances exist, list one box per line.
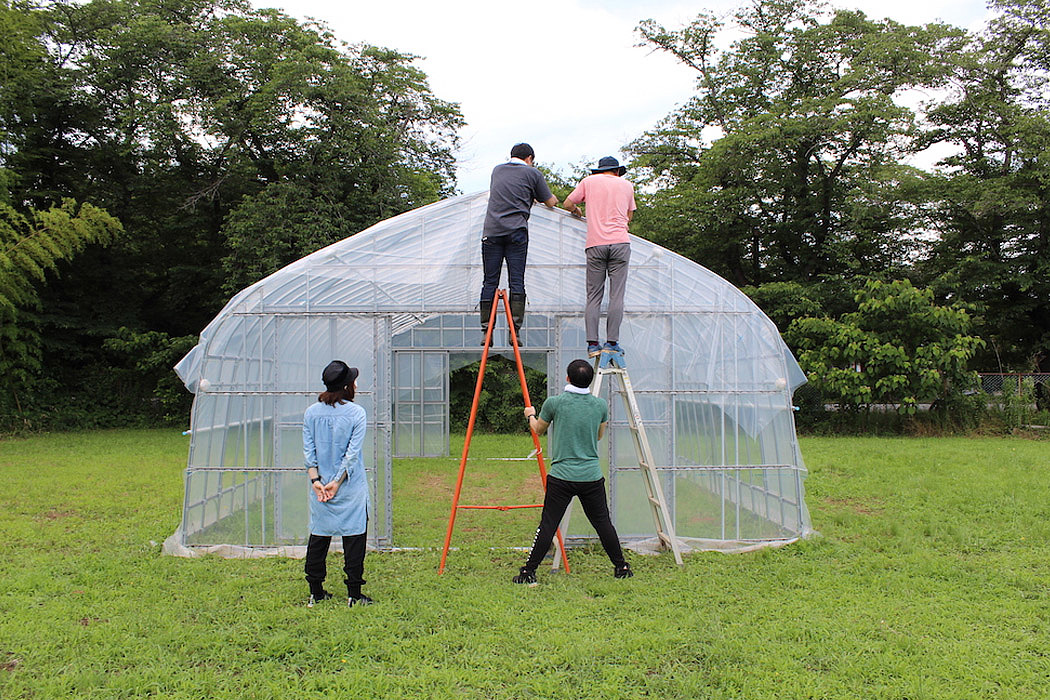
left=322, top=361, right=359, bottom=391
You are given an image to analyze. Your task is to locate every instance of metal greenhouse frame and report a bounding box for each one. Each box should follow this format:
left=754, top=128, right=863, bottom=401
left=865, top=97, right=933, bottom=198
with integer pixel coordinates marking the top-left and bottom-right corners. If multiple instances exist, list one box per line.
left=166, top=191, right=812, bottom=557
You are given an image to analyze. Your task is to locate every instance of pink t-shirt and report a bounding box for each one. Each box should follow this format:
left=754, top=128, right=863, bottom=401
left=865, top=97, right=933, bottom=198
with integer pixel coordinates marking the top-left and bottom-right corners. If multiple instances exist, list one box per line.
left=565, top=173, right=636, bottom=248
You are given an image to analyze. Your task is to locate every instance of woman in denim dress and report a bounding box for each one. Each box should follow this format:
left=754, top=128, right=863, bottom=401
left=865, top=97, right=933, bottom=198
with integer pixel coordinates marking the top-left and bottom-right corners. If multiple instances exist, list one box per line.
left=303, top=360, right=373, bottom=607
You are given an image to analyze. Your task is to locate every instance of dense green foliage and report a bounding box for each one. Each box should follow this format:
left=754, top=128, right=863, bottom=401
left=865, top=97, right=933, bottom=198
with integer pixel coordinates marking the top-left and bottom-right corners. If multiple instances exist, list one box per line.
left=786, top=279, right=983, bottom=412
left=1, top=430, right=1048, bottom=698
left=919, top=0, right=1050, bottom=369
left=633, top=0, right=1050, bottom=379
left=2, top=0, right=1049, bottom=433
left=631, top=0, right=960, bottom=286
left=0, top=199, right=122, bottom=408
left=449, top=355, right=547, bottom=434
left=0, top=0, right=461, bottom=429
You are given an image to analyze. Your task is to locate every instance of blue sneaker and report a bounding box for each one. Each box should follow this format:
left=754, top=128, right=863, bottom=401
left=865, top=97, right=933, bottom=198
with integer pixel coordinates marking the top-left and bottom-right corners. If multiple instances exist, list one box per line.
left=587, top=343, right=602, bottom=357
left=603, top=342, right=624, bottom=355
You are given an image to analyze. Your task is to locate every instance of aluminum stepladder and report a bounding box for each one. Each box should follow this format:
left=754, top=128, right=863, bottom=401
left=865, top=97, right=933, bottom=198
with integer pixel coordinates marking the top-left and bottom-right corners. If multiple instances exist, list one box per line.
left=552, top=347, right=684, bottom=568
left=438, top=289, right=570, bottom=574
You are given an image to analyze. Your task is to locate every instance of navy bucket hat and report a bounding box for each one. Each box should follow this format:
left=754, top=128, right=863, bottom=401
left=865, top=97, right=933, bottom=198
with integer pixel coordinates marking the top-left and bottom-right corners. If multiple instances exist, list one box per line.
left=591, top=156, right=626, bottom=175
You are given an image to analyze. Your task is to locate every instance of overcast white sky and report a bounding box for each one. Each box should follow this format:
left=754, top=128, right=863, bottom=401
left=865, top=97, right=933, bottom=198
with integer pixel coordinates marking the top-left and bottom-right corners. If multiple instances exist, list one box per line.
left=251, top=0, right=993, bottom=193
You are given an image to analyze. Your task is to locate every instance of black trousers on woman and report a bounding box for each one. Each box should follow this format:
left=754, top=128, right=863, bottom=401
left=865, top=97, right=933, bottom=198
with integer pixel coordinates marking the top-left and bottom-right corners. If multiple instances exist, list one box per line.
left=523, top=475, right=627, bottom=572
left=304, top=532, right=367, bottom=597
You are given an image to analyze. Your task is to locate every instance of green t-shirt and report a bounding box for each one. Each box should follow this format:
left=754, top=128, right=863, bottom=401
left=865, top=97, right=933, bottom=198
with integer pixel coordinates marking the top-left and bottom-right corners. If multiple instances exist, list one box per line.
left=539, top=390, right=609, bottom=482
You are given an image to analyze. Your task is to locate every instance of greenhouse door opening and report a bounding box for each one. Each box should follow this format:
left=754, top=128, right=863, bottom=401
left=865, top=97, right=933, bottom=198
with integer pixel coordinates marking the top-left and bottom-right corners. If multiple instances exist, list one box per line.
left=391, top=313, right=556, bottom=458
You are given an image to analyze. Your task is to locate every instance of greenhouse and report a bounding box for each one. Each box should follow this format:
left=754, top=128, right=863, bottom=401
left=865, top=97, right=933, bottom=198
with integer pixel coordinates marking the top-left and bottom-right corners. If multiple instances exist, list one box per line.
left=167, top=191, right=813, bottom=557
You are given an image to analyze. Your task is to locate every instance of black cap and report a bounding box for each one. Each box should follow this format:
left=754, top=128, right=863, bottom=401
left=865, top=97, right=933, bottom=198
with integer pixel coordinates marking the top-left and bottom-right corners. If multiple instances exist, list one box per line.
left=591, top=156, right=626, bottom=175
left=322, top=361, right=359, bottom=391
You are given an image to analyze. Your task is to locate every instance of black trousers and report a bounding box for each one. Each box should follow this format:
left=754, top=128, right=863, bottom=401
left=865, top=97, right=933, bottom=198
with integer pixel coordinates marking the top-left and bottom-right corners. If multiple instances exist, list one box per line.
left=304, top=532, right=367, bottom=597
left=480, top=230, right=528, bottom=301
left=523, top=475, right=626, bottom=572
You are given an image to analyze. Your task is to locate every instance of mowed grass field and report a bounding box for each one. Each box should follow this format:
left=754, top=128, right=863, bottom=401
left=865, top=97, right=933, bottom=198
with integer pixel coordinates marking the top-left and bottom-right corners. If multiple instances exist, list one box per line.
left=0, top=430, right=1048, bottom=699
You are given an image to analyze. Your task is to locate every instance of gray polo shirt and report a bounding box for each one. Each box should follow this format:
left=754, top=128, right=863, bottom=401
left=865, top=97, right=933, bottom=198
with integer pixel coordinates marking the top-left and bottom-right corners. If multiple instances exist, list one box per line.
left=483, top=161, right=553, bottom=238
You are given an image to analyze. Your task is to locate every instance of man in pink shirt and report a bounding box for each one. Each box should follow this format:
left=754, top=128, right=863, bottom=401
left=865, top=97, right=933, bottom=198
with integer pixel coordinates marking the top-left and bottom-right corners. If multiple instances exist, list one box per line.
left=563, top=156, right=637, bottom=358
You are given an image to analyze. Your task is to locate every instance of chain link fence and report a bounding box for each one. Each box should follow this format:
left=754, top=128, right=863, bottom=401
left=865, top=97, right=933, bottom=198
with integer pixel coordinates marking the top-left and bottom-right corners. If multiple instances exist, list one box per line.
left=978, top=373, right=1050, bottom=395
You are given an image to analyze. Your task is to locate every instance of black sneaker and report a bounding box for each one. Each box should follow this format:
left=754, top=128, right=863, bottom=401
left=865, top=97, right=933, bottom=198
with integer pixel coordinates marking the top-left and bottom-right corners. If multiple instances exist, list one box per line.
left=614, top=563, right=634, bottom=579
left=512, top=567, right=538, bottom=585
left=307, top=591, right=333, bottom=607
left=348, top=594, right=375, bottom=607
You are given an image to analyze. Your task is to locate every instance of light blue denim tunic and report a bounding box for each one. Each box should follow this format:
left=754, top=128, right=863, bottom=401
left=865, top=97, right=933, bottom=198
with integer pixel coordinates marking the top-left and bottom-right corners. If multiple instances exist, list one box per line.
left=303, top=400, right=369, bottom=536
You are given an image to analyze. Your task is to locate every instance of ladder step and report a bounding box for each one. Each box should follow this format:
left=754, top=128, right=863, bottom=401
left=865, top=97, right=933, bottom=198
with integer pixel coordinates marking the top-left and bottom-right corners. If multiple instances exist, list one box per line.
left=648, top=496, right=661, bottom=507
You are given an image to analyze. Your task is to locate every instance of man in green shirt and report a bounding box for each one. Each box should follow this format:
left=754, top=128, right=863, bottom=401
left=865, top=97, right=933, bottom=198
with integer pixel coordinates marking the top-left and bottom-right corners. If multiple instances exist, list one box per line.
left=516, top=359, right=633, bottom=584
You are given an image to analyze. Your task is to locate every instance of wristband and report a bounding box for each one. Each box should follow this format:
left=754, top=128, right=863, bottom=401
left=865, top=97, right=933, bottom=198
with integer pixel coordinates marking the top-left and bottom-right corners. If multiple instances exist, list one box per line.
left=310, top=477, right=322, bottom=484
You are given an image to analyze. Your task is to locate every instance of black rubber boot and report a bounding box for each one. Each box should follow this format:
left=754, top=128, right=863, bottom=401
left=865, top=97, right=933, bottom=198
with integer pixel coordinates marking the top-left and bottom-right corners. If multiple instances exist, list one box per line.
left=510, top=293, right=526, bottom=345
left=479, top=298, right=493, bottom=346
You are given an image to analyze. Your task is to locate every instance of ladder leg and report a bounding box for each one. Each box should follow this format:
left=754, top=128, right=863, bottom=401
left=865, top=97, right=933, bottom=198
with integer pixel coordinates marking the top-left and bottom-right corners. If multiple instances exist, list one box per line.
left=624, top=375, right=683, bottom=565
left=507, top=299, right=569, bottom=573
left=439, top=291, right=501, bottom=573
left=550, top=501, right=574, bottom=571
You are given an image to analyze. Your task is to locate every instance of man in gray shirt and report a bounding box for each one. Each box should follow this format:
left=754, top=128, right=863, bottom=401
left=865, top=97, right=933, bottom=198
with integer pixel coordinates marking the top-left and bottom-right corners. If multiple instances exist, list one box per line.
left=481, top=143, right=558, bottom=342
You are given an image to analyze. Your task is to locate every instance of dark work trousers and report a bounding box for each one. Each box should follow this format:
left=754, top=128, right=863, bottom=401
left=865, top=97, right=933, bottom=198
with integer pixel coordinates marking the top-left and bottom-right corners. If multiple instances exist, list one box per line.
left=304, top=532, right=367, bottom=597
left=480, top=229, right=528, bottom=303
left=523, top=475, right=627, bottom=572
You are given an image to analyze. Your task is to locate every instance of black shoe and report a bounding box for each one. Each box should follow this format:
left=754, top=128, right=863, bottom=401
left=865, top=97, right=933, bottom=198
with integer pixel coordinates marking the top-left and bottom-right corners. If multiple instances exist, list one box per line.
left=512, top=567, right=537, bottom=585
left=348, top=594, right=375, bottom=607
left=307, top=591, right=333, bottom=607
left=614, top=563, right=634, bottom=579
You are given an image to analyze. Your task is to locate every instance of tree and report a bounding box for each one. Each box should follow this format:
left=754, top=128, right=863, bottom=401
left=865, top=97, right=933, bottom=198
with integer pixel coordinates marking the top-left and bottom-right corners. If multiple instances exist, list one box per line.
left=0, top=0, right=463, bottom=426
left=0, top=199, right=122, bottom=407
left=785, top=279, right=983, bottom=412
left=3, top=0, right=462, bottom=334
left=630, top=0, right=963, bottom=286
left=919, top=0, right=1050, bottom=370
left=740, top=280, right=823, bottom=332
left=219, top=44, right=462, bottom=293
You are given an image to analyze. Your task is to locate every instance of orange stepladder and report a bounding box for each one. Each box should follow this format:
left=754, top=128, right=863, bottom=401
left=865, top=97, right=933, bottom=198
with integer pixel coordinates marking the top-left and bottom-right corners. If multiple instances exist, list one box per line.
left=438, top=289, right=570, bottom=574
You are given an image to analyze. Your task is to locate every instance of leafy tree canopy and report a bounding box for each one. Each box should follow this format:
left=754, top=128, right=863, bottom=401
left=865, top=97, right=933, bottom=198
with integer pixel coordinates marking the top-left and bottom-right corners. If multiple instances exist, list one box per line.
left=0, top=198, right=122, bottom=399
left=918, top=0, right=1050, bottom=370
left=630, top=0, right=964, bottom=286
left=785, top=279, right=983, bottom=412
left=0, top=0, right=463, bottom=427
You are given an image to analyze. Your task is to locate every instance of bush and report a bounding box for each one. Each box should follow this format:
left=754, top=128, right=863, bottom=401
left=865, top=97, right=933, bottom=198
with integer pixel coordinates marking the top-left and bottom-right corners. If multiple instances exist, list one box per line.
left=0, top=328, right=196, bottom=434
left=787, top=279, right=983, bottom=413
left=449, top=355, right=547, bottom=433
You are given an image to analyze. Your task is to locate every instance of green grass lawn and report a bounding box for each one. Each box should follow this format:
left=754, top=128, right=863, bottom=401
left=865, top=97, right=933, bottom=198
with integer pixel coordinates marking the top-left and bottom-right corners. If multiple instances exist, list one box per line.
left=1, top=430, right=1048, bottom=699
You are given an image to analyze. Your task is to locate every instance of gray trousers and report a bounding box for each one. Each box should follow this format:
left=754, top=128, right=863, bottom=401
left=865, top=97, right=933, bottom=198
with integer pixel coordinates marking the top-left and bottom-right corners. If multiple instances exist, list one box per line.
left=585, top=243, right=631, bottom=343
